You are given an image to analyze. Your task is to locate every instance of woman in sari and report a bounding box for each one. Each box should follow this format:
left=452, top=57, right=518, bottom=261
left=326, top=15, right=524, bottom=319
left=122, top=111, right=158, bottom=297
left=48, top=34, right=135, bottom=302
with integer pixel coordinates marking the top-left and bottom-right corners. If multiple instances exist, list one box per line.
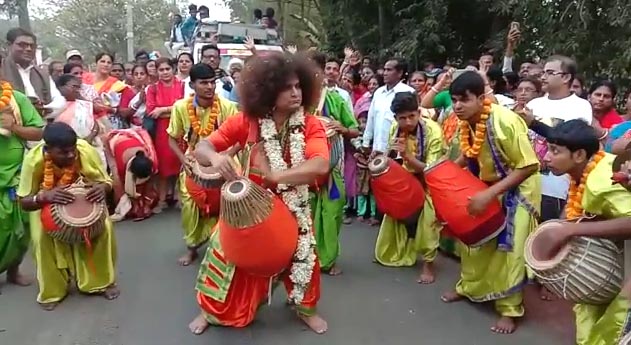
left=145, top=57, right=184, bottom=212
left=127, top=64, right=150, bottom=131
left=146, top=60, right=158, bottom=84
left=409, top=71, right=436, bottom=120
left=63, top=63, right=98, bottom=102
left=176, top=52, right=193, bottom=82
left=103, top=127, right=158, bottom=221
left=92, top=53, right=136, bottom=130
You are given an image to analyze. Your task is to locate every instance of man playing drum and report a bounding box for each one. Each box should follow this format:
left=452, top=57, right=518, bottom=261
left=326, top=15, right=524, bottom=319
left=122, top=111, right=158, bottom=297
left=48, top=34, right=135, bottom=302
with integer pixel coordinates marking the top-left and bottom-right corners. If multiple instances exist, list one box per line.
left=189, top=52, right=329, bottom=335
left=537, top=119, right=631, bottom=345
left=17, top=122, right=119, bottom=310
left=0, top=62, right=44, bottom=291
left=440, top=71, right=541, bottom=334
left=167, top=63, right=237, bottom=266
left=309, top=51, right=359, bottom=276
left=374, top=91, right=444, bottom=284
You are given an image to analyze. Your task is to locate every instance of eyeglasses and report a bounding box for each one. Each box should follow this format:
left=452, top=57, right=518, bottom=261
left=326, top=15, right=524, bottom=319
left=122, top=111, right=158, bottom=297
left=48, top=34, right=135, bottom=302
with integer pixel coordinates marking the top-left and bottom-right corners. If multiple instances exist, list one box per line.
left=14, top=42, right=36, bottom=49
left=543, top=70, right=567, bottom=77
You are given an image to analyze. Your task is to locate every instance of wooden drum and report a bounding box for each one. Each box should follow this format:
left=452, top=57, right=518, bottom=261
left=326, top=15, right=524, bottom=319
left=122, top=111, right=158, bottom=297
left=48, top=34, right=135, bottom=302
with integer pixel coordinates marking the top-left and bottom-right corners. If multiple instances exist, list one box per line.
left=316, top=116, right=343, bottom=170
left=41, top=182, right=106, bottom=243
left=525, top=219, right=624, bottom=305
left=185, top=159, right=226, bottom=217
left=369, top=154, right=425, bottom=221
left=218, top=178, right=298, bottom=277
left=424, top=159, right=505, bottom=246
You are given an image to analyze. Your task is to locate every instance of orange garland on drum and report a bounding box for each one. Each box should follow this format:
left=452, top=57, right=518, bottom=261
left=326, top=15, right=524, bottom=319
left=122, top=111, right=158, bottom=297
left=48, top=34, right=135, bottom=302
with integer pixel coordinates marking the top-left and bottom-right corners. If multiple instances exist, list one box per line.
left=187, top=97, right=219, bottom=139
left=369, top=155, right=425, bottom=221
left=565, top=150, right=606, bottom=219
left=460, top=98, right=492, bottom=158
left=425, top=159, right=505, bottom=246
left=218, top=178, right=298, bottom=277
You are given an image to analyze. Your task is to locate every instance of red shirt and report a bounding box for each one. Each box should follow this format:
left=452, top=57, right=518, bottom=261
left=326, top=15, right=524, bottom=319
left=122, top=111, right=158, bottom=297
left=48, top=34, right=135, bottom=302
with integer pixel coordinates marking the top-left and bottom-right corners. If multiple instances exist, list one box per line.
left=598, top=108, right=624, bottom=129
left=351, top=85, right=367, bottom=105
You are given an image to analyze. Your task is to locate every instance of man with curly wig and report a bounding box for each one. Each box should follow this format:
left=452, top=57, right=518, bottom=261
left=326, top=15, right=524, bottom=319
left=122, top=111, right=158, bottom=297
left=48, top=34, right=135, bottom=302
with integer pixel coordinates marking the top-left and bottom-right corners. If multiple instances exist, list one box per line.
left=190, top=52, right=330, bottom=334
left=307, top=51, right=360, bottom=276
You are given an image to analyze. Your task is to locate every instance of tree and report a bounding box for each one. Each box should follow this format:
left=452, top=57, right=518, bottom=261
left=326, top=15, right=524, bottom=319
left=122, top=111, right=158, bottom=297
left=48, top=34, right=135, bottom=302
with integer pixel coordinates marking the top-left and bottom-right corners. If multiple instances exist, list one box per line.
left=1, top=0, right=32, bottom=31
left=40, top=0, right=172, bottom=61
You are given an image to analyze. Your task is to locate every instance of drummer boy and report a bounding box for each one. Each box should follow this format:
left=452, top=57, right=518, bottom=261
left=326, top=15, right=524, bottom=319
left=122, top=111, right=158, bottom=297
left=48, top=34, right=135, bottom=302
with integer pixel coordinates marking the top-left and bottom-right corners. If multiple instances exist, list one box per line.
left=537, top=119, right=631, bottom=345
left=373, top=91, right=444, bottom=284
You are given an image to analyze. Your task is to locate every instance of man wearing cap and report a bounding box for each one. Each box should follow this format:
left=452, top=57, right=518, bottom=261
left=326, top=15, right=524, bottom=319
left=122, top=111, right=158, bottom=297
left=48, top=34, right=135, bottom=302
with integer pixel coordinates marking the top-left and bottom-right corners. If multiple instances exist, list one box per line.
left=66, top=49, right=94, bottom=85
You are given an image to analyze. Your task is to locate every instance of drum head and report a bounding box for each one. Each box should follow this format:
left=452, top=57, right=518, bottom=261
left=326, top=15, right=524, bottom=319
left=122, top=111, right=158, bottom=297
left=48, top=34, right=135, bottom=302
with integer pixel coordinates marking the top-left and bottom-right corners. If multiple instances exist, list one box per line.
left=368, top=155, right=389, bottom=174
left=526, top=220, right=572, bottom=269
left=191, top=160, right=222, bottom=180
left=222, top=179, right=252, bottom=201
left=55, top=187, right=104, bottom=227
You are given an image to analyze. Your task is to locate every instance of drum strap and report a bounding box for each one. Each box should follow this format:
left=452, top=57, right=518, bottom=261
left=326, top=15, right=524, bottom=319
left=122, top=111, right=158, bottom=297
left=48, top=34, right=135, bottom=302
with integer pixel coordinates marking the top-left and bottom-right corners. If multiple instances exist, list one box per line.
left=485, top=114, right=539, bottom=252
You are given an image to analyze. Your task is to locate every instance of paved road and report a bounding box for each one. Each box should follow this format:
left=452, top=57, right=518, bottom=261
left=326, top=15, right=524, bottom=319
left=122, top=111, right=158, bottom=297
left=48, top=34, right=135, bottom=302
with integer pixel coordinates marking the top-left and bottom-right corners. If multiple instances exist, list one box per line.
left=0, top=210, right=571, bottom=345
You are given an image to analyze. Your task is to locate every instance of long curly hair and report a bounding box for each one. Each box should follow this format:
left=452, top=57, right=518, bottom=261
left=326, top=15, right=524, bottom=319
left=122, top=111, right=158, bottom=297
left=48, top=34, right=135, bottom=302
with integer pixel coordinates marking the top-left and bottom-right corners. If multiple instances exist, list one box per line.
left=238, top=52, right=323, bottom=118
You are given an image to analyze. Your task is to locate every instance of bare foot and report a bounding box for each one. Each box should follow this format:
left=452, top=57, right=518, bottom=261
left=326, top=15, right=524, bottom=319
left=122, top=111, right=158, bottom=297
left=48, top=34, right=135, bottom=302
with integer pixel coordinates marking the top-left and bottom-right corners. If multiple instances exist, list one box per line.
left=39, top=302, right=59, bottom=311
left=152, top=201, right=167, bottom=214
left=298, top=313, right=328, bottom=334
left=416, top=262, right=436, bottom=284
left=7, top=266, right=32, bottom=286
left=440, top=290, right=464, bottom=303
left=178, top=249, right=198, bottom=266
left=368, top=218, right=380, bottom=226
left=324, top=265, right=342, bottom=276
left=343, top=216, right=353, bottom=225
left=491, top=316, right=517, bottom=334
left=103, top=284, right=120, bottom=300
left=188, top=313, right=210, bottom=335
left=539, top=285, right=557, bottom=301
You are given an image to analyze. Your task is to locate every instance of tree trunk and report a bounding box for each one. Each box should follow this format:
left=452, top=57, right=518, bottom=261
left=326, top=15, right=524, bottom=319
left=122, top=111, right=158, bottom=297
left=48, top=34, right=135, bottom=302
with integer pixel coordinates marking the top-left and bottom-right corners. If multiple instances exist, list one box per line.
left=377, top=0, right=385, bottom=49
left=17, top=0, right=31, bottom=31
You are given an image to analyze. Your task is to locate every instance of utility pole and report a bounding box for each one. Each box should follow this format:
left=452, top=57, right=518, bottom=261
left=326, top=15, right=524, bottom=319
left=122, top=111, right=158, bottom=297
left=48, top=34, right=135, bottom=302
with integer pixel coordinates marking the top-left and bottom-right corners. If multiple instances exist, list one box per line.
left=126, top=0, right=135, bottom=61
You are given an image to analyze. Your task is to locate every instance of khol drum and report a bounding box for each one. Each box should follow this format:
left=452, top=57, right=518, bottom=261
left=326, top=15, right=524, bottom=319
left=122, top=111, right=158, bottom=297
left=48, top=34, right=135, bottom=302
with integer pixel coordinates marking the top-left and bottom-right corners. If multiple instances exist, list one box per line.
left=41, top=181, right=106, bottom=243
left=316, top=116, right=344, bottom=170
left=424, top=159, right=505, bottom=246
left=369, top=154, right=425, bottom=221
left=185, top=159, right=226, bottom=217
left=218, top=178, right=298, bottom=277
left=525, top=219, right=624, bottom=305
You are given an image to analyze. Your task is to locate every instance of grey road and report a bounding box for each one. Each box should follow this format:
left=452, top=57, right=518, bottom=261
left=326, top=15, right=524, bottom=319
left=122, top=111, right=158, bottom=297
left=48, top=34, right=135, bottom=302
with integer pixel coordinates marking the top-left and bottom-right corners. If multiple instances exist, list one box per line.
left=0, top=210, right=572, bottom=345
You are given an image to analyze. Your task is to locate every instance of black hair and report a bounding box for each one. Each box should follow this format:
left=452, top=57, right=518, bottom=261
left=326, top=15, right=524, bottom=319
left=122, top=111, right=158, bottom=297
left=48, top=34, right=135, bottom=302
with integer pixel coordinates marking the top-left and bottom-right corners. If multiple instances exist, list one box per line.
left=112, top=62, right=125, bottom=70
left=449, top=71, right=485, bottom=97
left=188, top=4, right=197, bottom=11
left=43, top=122, right=77, bottom=148
left=372, top=74, right=385, bottom=87
left=265, top=7, right=275, bottom=17
left=547, top=119, right=600, bottom=157
left=95, top=52, right=115, bottom=63
left=254, top=9, right=263, bottom=18
left=589, top=80, right=618, bottom=98
left=129, top=151, right=153, bottom=179
left=189, top=63, right=216, bottom=82
left=503, top=71, right=519, bottom=90
left=56, top=73, right=80, bottom=88
left=173, top=14, right=182, bottom=20
left=519, top=76, right=543, bottom=94
left=132, top=63, right=148, bottom=75
left=177, top=52, right=194, bottom=63
left=201, top=44, right=220, bottom=57
left=6, top=27, right=36, bottom=44
left=387, top=57, right=409, bottom=80
left=391, top=91, right=419, bottom=114
left=307, top=51, right=327, bottom=70
left=346, top=69, right=361, bottom=86
left=48, top=61, right=63, bottom=75
left=198, top=5, right=209, bottom=12
left=135, top=50, right=149, bottom=60
left=325, top=56, right=341, bottom=67
left=486, top=66, right=507, bottom=94
left=546, top=55, right=578, bottom=85
left=63, top=62, right=83, bottom=74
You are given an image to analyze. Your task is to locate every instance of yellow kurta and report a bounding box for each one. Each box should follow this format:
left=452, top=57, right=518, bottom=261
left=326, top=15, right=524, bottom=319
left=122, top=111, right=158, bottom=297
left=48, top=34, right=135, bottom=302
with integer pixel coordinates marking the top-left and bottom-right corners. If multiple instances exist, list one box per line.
left=167, top=96, right=237, bottom=247
left=17, top=140, right=116, bottom=304
left=456, top=104, right=541, bottom=317
left=574, top=154, right=631, bottom=345
left=374, top=118, right=444, bottom=266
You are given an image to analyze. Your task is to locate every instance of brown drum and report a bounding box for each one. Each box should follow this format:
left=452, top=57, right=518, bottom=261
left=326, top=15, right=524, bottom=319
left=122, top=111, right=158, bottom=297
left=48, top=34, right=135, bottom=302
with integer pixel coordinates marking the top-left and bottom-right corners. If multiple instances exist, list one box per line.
left=185, top=159, right=225, bottom=216
left=41, top=181, right=106, bottom=243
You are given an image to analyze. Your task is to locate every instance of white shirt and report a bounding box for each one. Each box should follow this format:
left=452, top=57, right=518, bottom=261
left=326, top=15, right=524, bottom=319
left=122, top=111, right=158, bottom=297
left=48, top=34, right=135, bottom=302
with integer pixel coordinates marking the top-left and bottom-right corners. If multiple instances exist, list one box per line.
left=17, top=64, right=37, bottom=98
left=526, top=93, right=593, bottom=199
left=362, top=82, right=415, bottom=152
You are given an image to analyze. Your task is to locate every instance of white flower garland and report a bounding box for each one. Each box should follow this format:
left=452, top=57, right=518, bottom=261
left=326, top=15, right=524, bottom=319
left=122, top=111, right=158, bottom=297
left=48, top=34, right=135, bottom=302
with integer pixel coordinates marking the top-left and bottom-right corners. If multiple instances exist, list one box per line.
left=259, top=107, right=316, bottom=305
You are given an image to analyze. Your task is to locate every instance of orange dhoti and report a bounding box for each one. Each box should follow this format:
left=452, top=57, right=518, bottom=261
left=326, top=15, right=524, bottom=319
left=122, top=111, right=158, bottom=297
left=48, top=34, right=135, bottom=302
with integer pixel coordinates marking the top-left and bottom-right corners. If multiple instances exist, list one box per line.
left=195, top=230, right=320, bottom=327
left=106, top=128, right=159, bottom=220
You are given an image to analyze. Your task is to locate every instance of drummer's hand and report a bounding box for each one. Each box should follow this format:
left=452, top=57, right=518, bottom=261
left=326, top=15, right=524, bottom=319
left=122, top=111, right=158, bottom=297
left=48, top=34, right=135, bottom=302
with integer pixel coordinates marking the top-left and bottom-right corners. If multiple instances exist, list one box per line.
left=86, top=183, right=108, bottom=203
left=369, top=150, right=382, bottom=160
left=40, top=188, right=75, bottom=205
left=183, top=155, right=194, bottom=175
left=467, top=190, right=494, bottom=216
left=210, top=153, right=239, bottom=181
left=536, top=223, right=575, bottom=260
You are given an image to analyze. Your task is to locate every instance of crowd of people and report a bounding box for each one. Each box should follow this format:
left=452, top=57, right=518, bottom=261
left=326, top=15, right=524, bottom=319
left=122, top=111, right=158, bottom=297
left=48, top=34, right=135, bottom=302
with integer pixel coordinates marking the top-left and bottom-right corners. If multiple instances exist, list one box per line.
left=1, top=15, right=631, bottom=345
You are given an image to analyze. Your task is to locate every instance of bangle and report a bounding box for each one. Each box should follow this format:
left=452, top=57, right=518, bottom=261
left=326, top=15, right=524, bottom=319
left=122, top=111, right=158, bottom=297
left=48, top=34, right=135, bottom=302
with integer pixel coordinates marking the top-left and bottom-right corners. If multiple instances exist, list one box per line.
left=430, top=87, right=440, bottom=93
left=598, top=129, right=609, bottom=141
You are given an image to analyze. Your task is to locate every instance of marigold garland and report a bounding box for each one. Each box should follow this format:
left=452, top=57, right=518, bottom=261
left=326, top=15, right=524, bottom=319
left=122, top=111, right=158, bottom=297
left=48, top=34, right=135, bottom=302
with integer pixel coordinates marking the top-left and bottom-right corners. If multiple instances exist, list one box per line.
left=187, top=96, right=220, bottom=139
left=41, top=152, right=77, bottom=191
left=459, top=98, right=492, bottom=158
left=0, top=81, right=13, bottom=109
left=565, top=150, right=606, bottom=220
left=442, top=112, right=458, bottom=142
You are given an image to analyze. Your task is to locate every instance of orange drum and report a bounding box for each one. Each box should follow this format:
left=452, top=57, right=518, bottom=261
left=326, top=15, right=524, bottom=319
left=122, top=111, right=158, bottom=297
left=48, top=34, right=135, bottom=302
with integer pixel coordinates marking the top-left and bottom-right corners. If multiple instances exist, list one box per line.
left=218, top=178, right=298, bottom=277
left=185, top=160, right=225, bottom=217
left=41, top=181, right=106, bottom=243
left=424, top=159, right=505, bottom=246
left=368, top=154, right=425, bottom=221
